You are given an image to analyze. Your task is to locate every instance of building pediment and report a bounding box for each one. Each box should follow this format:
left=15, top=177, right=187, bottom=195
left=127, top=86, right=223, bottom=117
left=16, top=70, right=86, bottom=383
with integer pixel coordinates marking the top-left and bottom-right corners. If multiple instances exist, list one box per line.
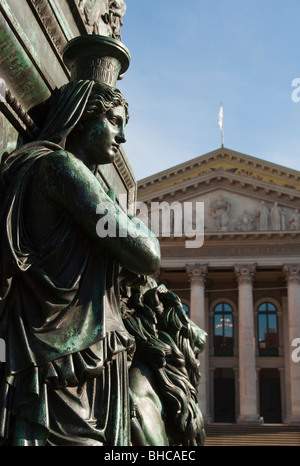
left=138, top=147, right=300, bottom=201
left=185, top=188, right=300, bottom=233
left=137, top=149, right=300, bottom=235
left=140, top=185, right=300, bottom=235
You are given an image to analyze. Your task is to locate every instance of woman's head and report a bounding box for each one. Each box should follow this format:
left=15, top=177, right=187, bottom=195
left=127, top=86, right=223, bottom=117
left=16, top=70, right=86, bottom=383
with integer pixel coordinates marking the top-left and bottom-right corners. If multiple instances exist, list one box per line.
left=81, top=81, right=129, bottom=124
left=33, top=80, right=129, bottom=149
left=65, top=81, right=129, bottom=167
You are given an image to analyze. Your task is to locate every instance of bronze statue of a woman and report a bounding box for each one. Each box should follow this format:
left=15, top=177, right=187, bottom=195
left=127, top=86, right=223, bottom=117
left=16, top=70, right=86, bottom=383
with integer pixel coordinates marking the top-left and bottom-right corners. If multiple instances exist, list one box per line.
left=0, top=35, right=160, bottom=446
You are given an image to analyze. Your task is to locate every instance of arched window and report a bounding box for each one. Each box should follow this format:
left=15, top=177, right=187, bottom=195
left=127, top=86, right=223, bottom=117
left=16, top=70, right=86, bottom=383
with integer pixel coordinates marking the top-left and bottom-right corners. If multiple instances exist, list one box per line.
left=257, top=302, right=279, bottom=356
left=214, top=302, right=233, bottom=356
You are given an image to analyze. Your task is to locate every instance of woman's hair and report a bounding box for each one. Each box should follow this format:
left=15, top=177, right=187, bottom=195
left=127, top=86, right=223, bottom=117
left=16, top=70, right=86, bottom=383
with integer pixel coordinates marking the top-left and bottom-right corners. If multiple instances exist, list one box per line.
left=81, top=81, right=129, bottom=123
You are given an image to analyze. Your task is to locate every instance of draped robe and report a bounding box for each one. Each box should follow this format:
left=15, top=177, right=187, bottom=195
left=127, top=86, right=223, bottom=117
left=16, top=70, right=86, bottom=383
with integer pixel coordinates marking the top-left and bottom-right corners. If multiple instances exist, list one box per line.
left=0, top=81, right=135, bottom=446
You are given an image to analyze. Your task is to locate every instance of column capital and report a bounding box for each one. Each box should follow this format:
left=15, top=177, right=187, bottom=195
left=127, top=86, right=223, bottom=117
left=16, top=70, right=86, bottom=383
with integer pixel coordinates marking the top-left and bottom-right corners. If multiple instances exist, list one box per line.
left=234, top=264, right=256, bottom=284
left=186, top=263, right=208, bottom=285
left=283, top=264, right=300, bottom=284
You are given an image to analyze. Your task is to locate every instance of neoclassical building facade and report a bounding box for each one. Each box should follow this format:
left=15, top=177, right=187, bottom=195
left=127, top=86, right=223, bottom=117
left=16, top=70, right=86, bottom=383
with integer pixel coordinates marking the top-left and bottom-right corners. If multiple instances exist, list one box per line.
left=137, top=147, right=300, bottom=425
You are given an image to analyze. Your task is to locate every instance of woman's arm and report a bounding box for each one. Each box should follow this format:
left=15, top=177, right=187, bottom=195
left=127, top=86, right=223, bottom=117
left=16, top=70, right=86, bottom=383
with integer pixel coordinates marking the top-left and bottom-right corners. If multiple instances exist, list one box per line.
left=35, top=150, right=160, bottom=276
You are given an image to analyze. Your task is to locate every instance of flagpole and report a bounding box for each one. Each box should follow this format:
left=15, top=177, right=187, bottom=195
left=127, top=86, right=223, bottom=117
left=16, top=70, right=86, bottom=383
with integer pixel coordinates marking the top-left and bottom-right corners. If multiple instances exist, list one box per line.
left=222, top=123, right=224, bottom=148
left=218, top=102, right=224, bottom=148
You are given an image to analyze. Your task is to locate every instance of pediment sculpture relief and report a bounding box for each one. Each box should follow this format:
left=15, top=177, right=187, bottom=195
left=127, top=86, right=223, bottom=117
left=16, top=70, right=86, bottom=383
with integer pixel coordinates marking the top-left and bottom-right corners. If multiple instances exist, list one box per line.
left=289, top=209, right=300, bottom=230
left=207, top=196, right=299, bottom=232
left=235, top=210, right=255, bottom=231
left=255, top=200, right=269, bottom=230
left=209, top=195, right=230, bottom=231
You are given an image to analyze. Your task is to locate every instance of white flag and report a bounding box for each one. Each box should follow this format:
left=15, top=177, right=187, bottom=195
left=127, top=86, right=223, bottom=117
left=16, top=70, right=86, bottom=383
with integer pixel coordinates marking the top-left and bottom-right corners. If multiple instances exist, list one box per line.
left=218, top=105, right=223, bottom=131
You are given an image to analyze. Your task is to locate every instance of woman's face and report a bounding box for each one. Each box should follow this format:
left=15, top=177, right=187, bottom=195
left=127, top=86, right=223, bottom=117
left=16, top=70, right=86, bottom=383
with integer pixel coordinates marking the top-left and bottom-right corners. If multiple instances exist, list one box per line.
left=78, top=105, right=127, bottom=166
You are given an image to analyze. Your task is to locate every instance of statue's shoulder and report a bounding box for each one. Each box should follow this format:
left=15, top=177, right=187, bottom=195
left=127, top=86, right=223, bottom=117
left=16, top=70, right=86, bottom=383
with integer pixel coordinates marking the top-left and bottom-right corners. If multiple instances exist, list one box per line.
left=38, top=148, right=85, bottom=173
left=44, top=148, right=75, bottom=162
left=35, top=147, right=96, bottom=197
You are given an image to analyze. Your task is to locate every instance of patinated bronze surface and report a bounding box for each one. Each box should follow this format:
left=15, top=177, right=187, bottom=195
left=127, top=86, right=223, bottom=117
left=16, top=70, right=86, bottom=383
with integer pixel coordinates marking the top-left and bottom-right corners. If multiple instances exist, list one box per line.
left=121, top=276, right=206, bottom=446
left=0, top=34, right=206, bottom=446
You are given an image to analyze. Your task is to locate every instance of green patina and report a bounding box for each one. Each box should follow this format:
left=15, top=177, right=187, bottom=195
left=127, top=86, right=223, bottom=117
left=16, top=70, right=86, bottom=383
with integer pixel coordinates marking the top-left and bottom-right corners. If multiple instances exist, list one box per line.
left=0, top=19, right=51, bottom=108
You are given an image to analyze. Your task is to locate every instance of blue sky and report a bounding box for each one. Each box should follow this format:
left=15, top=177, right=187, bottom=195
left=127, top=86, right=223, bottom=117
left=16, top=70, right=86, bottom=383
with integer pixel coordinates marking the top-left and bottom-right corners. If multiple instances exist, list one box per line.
left=118, top=1, right=300, bottom=181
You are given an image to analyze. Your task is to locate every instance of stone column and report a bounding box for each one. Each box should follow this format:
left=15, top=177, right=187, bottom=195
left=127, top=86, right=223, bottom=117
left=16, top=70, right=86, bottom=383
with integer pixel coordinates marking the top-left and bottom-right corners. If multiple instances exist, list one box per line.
left=281, top=295, right=292, bottom=422
left=186, top=263, right=208, bottom=419
left=283, top=264, right=300, bottom=424
left=234, top=264, right=259, bottom=423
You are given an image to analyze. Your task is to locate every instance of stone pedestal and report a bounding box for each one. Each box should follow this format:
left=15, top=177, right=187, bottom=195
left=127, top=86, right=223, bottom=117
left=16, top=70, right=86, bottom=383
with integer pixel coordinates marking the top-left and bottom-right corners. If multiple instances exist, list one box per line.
left=283, top=264, right=300, bottom=424
left=234, top=264, right=259, bottom=423
left=186, top=263, right=208, bottom=419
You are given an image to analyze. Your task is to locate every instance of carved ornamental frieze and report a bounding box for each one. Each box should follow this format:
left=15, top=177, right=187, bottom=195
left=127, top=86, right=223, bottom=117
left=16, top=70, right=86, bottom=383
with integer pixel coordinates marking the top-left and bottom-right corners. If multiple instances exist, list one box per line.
left=77, top=0, right=126, bottom=40
left=29, top=0, right=68, bottom=54
left=208, top=196, right=300, bottom=233
left=27, top=1, right=127, bottom=61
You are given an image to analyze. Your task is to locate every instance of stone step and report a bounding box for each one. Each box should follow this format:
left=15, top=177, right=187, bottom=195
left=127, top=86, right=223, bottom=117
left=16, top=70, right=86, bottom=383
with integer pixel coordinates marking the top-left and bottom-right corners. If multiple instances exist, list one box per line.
left=204, top=424, right=300, bottom=446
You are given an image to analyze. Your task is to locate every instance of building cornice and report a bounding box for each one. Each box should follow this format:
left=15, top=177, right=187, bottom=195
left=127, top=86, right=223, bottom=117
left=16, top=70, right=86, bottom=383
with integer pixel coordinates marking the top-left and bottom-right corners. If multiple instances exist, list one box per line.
left=138, top=147, right=300, bottom=196
left=158, top=230, right=300, bottom=243
left=160, top=257, right=300, bottom=269
left=138, top=169, right=300, bottom=209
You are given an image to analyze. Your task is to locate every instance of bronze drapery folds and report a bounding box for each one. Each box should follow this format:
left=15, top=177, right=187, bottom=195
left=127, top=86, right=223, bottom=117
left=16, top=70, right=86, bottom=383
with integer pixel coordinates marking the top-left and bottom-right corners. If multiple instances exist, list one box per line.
left=0, top=34, right=206, bottom=446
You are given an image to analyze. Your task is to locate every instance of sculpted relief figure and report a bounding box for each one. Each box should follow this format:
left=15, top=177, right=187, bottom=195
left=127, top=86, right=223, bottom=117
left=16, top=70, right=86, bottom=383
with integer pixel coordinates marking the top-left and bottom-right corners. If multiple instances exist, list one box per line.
left=270, top=202, right=285, bottom=230
left=209, top=195, right=230, bottom=231
left=0, top=36, right=206, bottom=447
left=78, top=0, right=111, bottom=35
left=109, top=0, right=127, bottom=40
left=235, top=210, right=255, bottom=231
left=289, top=209, right=300, bottom=230
left=255, top=200, right=269, bottom=230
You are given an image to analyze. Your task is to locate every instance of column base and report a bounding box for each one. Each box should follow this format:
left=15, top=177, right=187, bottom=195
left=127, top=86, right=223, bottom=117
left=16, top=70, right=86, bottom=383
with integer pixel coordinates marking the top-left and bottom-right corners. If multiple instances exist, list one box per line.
left=203, top=415, right=213, bottom=424
left=237, top=415, right=260, bottom=424
left=285, top=415, right=300, bottom=426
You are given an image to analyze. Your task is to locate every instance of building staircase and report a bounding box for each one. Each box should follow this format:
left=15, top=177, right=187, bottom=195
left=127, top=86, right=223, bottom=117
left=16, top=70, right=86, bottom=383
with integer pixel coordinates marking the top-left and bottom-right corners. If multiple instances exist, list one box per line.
left=204, top=423, right=300, bottom=446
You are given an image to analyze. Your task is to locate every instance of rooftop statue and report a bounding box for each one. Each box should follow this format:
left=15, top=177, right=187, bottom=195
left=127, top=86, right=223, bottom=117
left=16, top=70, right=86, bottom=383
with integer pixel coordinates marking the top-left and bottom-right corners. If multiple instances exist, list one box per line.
left=0, top=35, right=206, bottom=446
